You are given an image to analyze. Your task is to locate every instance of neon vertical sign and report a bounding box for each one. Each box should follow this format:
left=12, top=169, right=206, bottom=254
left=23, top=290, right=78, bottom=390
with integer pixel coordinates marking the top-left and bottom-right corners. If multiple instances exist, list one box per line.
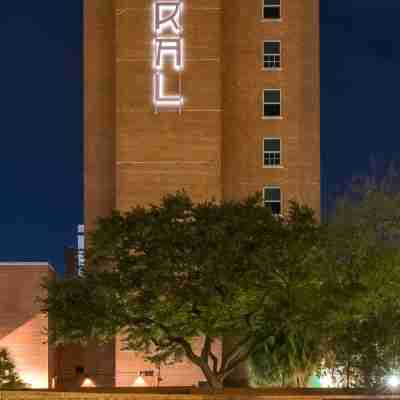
left=153, top=0, right=184, bottom=110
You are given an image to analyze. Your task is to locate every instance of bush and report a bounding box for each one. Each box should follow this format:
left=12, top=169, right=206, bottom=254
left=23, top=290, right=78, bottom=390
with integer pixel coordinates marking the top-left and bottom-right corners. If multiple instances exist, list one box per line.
left=0, top=348, right=25, bottom=389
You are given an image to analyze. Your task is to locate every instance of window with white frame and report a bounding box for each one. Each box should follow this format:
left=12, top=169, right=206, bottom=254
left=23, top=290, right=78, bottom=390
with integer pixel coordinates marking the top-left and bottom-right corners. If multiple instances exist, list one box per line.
left=264, top=41, right=281, bottom=69
left=263, top=89, right=281, bottom=118
left=264, top=138, right=281, bottom=167
left=263, top=0, right=281, bottom=20
left=264, top=186, right=281, bottom=215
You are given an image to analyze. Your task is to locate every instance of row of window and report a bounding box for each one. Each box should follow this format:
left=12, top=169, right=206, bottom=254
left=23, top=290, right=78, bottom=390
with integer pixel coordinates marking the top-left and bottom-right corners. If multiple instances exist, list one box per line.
left=264, top=1, right=282, bottom=215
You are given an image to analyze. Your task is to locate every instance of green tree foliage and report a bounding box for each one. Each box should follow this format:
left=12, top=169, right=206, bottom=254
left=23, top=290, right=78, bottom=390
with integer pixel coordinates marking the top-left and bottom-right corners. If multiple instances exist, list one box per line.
left=249, top=171, right=400, bottom=390
left=0, top=348, right=25, bottom=389
left=44, top=192, right=322, bottom=389
left=323, top=309, right=400, bottom=389
left=248, top=330, right=323, bottom=387
left=321, top=175, right=400, bottom=389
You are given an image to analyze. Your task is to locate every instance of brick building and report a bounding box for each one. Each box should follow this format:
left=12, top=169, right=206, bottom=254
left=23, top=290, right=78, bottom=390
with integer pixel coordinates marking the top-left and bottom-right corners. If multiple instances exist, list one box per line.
left=0, top=263, right=56, bottom=389
left=76, top=0, right=320, bottom=389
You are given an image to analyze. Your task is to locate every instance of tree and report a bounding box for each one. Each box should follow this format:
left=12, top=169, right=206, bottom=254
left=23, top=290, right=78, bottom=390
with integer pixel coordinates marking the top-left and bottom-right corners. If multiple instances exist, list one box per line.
left=248, top=169, right=400, bottom=390
left=44, top=192, right=323, bottom=389
left=0, top=348, right=25, bottom=389
left=323, top=309, right=400, bottom=389
left=321, top=175, right=400, bottom=389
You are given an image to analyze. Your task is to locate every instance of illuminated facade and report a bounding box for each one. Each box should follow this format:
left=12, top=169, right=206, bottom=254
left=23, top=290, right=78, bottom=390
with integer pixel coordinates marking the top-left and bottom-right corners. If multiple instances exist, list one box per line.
left=0, top=263, right=55, bottom=389
left=81, top=0, right=320, bottom=389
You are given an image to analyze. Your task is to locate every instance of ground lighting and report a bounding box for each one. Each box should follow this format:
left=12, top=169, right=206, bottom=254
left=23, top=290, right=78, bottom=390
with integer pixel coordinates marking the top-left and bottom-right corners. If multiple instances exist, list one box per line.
left=387, top=375, right=400, bottom=388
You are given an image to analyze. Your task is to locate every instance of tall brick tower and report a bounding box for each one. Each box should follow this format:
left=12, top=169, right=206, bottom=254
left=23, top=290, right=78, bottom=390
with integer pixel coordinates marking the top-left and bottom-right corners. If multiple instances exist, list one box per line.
left=81, top=0, right=320, bottom=388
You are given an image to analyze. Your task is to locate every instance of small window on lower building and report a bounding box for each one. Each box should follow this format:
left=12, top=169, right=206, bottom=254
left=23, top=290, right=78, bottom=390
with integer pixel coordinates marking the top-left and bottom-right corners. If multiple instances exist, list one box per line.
left=264, top=138, right=281, bottom=167
left=263, top=0, right=281, bottom=20
left=263, top=89, right=281, bottom=118
left=264, top=41, right=281, bottom=69
left=264, top=186, right=281, bottom=215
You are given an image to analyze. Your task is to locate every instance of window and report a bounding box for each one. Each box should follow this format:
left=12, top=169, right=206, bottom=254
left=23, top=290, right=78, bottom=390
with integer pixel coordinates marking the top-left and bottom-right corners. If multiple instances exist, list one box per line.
left=264, top=186, right=281, bottom=215
left=263, top=89, right=281, bottom=118
left=264, top=41, right=281, bottom=69
left=264, top=138, right=281, bottom=167
left=263, top=0, right=281, bottom=20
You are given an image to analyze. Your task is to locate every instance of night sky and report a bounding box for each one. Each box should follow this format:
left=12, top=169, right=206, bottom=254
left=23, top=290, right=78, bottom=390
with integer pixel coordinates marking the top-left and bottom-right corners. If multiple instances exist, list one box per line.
left=0, top=1, right=398, bottom=274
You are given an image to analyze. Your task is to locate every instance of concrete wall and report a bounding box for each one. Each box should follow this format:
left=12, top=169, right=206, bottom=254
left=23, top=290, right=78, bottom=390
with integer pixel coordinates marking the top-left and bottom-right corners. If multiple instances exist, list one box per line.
left=0, top=263, right=55, bottom=389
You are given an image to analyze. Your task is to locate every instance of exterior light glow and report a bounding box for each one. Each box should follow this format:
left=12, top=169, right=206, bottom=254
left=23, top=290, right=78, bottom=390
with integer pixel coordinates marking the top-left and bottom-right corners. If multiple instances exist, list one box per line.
left=154, top=2, right=182, bottom=35
left=21, top=373, right=48, bottom=389
left=81, top=377, right=96, bottom=388
left=388, top=375, right=400, bottom=388
left=319, top=374, right=334, bottom=388
left=154, top=73, right=184, bottom=107
left=153, top=0, right=184, bottom=109
left=133, top=375, right=148, bottom=387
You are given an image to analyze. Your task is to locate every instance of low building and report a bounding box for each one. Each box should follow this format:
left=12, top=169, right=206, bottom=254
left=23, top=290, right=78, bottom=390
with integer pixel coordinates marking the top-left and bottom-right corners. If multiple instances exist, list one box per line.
left=0, top=262, right=56, bottom=389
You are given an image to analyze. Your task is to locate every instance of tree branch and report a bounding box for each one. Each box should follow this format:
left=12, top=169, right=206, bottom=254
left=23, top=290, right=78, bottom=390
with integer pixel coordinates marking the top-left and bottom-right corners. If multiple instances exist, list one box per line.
left=174, top=337, right=202, bottom=364
left=210, top=350, right=219, bottom=374
left=221, top=338, right=259, bottom=379
left=221, top=335, right=253, bottom=371
left=201, top=336, right=212, bottom=362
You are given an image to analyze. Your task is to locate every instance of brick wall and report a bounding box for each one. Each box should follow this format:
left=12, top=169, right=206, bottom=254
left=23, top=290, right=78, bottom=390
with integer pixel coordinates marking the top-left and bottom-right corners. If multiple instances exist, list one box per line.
left=115, top=336, right=222, bottom=387
left=115, top=0, right=223, bottom=209
left=222, top=0, right=320, bottom=217
left=0, top=263, right=55, bottom=389
left=83, top=0, right=320, bottom=389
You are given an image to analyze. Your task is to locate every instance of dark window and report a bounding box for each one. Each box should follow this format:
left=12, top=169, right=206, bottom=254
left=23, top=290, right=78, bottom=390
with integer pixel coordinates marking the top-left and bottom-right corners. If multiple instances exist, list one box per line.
left=263, top=0, right=281, bottom=19
left=264, top=138, right=281, bottom=166
left=264, top=187, right=282, bottom=215
left=264, top=41, right=281, bottom=69
left=75, top=366, right=85, bottom=375
left=140, top=370, right=155, bottom=377
left=263, top=89, right=281, bottom=117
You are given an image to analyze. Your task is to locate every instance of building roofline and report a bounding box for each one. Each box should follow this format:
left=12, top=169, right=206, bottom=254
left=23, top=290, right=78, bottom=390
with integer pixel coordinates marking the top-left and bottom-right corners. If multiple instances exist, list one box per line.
left=0, top=262, right=56, bottom=272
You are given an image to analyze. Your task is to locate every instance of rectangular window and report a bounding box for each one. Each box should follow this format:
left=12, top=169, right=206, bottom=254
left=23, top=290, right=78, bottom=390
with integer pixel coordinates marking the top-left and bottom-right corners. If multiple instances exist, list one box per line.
left=264, top=41, right=281, bottom=69
left=264, top=138, right=281, bottom=167
left=264, top=186, right=281, bottom=215
left=263, top=0, right=281, bottom=20
left=263, top=89, right=281, bottom=118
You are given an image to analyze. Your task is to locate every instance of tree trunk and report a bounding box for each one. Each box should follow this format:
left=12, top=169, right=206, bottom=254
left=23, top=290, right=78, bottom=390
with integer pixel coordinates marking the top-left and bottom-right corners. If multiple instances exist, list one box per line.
left=196, top=360, right=224, bottom=390
left=222, top=336, right=249, bottom=387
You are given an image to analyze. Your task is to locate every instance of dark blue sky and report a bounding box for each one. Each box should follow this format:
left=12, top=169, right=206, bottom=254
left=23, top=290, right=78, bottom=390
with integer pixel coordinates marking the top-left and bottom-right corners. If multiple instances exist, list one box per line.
left=0, top=1, right=398, bottom=274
